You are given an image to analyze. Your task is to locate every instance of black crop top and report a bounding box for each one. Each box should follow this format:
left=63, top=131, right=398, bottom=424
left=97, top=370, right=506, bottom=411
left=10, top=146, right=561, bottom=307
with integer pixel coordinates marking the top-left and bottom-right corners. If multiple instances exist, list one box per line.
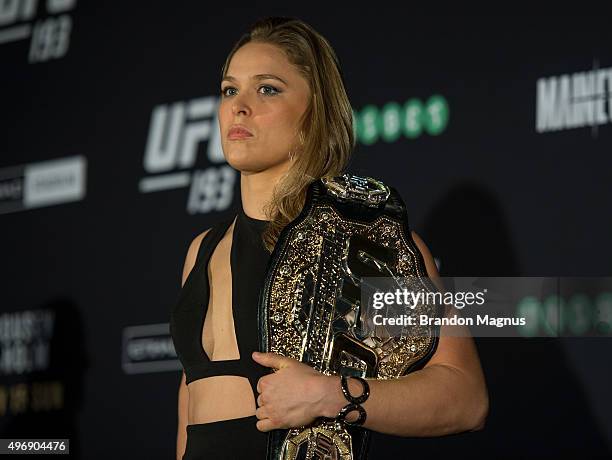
left=169, top=204, right=272, bottom=400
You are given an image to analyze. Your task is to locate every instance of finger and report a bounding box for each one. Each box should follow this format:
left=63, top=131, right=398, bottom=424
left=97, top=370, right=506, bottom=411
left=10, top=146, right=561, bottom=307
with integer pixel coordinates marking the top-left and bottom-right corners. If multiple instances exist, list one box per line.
left=257, top=393, right=265, bottom=407
left=255, top=405, right=268, bottom=420
left=256, top=375, right=267, bottom=394
left=256, top=418, right=276, bottom=432
left=252, top=351, right=292, bottom=369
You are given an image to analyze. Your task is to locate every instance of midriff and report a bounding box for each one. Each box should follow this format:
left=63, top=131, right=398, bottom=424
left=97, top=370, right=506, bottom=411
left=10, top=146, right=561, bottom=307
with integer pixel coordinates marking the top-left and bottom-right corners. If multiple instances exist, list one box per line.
left=187, top=376, right=256, bottom=424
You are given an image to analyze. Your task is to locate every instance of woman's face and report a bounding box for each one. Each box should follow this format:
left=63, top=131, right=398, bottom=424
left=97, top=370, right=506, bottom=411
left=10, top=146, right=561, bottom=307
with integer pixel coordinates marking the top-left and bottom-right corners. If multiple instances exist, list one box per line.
left=218, top=42, right=310, bottom=174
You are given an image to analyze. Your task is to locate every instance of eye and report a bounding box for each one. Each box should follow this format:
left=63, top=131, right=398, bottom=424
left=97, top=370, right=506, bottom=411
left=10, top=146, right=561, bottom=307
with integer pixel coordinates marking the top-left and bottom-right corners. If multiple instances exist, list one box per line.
left=258, top=85, right=280, bottom=96
left=220, top=86, right=236, bottom=97
left=220, top=85, right=281, bottom=98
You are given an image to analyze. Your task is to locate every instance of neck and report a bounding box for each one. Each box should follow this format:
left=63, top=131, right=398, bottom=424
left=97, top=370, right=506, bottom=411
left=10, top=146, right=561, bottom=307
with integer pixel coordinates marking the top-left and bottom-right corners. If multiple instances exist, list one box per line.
left=240, top=160, right=290, bottom=220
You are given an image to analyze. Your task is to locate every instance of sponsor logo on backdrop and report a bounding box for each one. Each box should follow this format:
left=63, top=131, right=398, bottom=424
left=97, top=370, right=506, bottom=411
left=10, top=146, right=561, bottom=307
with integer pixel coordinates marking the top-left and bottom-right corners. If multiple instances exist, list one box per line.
left=0, top=309, right=63, bottom=415
left=121, top=323, right=180, bottom=375
left=0, top=154, right=86, bottom=215
left=536, top=61, right=611, bottom=136
left=353, top=95, right=449, bottom=145
left=139, top=96, right=236, bottom=215
left=0, top=0, right=76, bottom=63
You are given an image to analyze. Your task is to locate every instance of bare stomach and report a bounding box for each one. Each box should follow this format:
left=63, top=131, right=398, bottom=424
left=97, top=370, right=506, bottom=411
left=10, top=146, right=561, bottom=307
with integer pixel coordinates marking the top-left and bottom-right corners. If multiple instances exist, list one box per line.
left=187, top=376, right=257, bottom=424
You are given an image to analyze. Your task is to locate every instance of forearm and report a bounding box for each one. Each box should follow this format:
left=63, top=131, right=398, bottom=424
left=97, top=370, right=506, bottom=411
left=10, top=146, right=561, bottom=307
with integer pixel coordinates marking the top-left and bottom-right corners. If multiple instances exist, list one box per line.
left=316, top=363, right=488, bottom=437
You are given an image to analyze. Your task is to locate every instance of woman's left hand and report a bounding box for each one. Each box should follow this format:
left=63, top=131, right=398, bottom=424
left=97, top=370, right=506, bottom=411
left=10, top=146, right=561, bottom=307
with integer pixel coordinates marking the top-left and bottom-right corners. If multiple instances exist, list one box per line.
left=252, top=351, right=331, bottom=431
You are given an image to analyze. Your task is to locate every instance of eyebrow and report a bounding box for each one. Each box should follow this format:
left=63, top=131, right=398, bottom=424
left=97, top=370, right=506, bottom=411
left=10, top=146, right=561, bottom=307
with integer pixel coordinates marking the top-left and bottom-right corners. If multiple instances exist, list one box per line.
left=221, top=74, right=288, bottom=85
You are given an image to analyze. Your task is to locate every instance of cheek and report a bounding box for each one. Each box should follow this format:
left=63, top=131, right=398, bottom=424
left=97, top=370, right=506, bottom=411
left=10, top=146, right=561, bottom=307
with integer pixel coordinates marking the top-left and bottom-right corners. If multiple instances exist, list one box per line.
left=257, top=120, right=294, bottom=159
left=217, top=103, right=232, bottom=128
left=258, top=104, right=303, bottom=142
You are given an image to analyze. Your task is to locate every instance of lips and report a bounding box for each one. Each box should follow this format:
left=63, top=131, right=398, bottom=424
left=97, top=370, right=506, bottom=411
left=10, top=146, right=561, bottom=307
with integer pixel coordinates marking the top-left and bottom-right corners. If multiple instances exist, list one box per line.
left=228, top=125, right=254, bottom=139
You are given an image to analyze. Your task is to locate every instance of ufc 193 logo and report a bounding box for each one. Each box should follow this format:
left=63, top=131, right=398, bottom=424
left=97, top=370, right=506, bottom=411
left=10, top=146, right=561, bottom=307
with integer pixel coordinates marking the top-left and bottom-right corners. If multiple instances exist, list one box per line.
left=0, top=0, right=76, bottom=63
left=139, top=96, right=236, bottom=215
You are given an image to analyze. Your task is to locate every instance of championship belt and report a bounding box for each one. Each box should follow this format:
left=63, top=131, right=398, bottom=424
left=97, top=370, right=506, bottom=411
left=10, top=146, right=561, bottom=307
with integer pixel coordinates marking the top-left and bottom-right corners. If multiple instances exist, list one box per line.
left=258, top=173, right=441, bottom=460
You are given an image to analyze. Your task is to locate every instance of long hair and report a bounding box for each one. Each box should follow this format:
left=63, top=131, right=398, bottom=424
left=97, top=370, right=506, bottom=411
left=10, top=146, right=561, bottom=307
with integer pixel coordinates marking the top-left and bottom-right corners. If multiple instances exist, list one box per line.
left=220, top=17, right=355, bottom=252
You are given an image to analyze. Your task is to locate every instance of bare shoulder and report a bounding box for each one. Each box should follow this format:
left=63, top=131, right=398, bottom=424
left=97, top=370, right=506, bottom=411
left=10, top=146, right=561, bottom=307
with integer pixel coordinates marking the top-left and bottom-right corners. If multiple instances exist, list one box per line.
left=181, top=228, right=212, bottom=287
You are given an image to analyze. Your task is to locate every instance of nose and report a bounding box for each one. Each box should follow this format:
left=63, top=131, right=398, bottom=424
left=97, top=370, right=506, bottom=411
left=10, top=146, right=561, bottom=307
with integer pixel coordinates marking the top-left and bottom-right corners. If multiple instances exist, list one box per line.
left=232, top=93, right=251, bottom=117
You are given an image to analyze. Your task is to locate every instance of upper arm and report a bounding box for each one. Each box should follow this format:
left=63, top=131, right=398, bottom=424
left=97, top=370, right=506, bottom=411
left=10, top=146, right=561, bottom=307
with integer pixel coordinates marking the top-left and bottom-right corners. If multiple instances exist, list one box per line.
left=411, top=231, right=443, bottom=291
left=181, top=228, right=211, bottom=287
left=411, top=231, right=485, bottom=379
left=177, top=370, right=189, bottom=457
left=178, top=370, right=187, bottom=395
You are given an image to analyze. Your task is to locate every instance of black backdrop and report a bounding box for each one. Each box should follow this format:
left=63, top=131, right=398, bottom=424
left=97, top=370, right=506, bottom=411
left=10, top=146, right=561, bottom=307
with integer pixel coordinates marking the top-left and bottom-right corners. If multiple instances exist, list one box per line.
left=1, top=6, right=611, bottom=459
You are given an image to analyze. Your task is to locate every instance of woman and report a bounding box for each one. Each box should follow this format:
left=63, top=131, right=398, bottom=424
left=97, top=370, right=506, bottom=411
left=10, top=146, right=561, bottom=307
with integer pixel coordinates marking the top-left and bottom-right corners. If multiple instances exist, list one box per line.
left=171, top=16, right=488, bottom=460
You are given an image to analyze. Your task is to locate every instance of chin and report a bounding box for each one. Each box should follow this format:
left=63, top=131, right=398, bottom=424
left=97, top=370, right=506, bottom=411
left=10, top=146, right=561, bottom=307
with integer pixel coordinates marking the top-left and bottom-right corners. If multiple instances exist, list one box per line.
left=224, top=155, right=265, bottom=174
left=224, top=148, right=283, bottom=173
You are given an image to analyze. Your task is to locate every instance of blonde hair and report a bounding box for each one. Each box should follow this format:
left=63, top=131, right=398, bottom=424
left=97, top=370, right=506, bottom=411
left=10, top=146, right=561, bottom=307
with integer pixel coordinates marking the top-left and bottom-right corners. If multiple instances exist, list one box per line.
left=220, top=17, right=355, bottom=252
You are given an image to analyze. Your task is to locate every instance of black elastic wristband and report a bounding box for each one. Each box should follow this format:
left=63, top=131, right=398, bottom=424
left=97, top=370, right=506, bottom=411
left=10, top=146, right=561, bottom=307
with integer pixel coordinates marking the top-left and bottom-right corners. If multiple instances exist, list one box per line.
left=337, top=402, right=367, bottom=426
left=340, top=375, right=370, bottom=405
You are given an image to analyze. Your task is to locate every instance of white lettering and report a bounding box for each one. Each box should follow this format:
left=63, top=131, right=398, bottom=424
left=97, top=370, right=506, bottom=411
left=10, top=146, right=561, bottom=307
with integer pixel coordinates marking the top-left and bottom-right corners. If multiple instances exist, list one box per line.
left=0, top=0, right=21, bottom=27
left=186, top=165, right=235, bottom=214
left=571, top=71, right=594, bottom=128
left=537, top=67, right=611, bottom=133
left=537, top=76, right=558, bottom=132
left=595, top=69, right=608, bottom=125
left=46, top=0, right=75, bottom=14
left=28, top=14, right=71, bottom=63
left=144, top=97, right=219, bottom=173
